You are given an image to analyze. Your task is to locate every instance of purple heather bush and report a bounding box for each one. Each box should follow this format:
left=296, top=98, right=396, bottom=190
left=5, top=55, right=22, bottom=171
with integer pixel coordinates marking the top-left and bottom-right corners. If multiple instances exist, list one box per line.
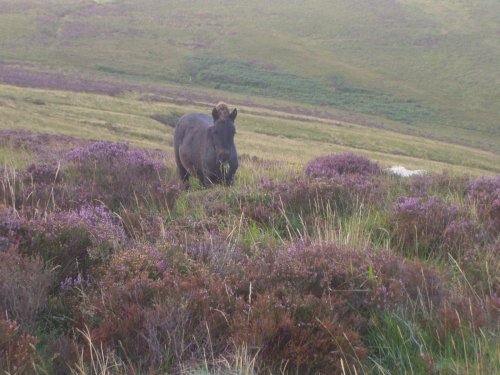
left=2, top=128, right=498, bottom=372
left=0, top=248, right=53, bottom=330
left=2, top=137, right=181, bottom=214
left=25, top=162, right=62, bottom=185
left=65, top=141, right=180, bottom=210
left=302, top=153, right=386, bottom=211
left=258, top=165, right=386, bottom=225
left=77, top=242, right=230, bottom=371
left=304, top=152, right=381, bottom=178
left=225, top=240, right=449, bottom=372
left=1, top=162, right=87, bottom=214
left=408, top=171, right=470, bottom=197
left=2, top=205, right=126, bottom=283
left=466, top=176, right=500, bottom=239
left=0, top=208, right=22, bottom=249
left=22, top=163, right=67, bottom=210
left=0, top=166, right=20, bottom=208
left=442, top=218, right=479, bottom=252
left=0, top=318, right=40, bottom=374
left=264, top=241, right=446, bottom=310
left=390, top=195, right=479, bottom=257
left=0, top=64, right=124, bottom=96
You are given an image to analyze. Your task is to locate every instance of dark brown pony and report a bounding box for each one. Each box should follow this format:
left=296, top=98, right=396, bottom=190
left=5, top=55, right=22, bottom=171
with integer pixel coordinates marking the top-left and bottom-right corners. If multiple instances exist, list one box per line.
left=174, top=103, right=238, bottom=188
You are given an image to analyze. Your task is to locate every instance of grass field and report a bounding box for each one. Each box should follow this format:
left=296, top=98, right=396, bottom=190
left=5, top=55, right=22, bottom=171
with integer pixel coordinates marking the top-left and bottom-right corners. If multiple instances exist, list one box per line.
left=0, top=0, right=499, bottom=151
left=1, top=83, right=499, bottom=175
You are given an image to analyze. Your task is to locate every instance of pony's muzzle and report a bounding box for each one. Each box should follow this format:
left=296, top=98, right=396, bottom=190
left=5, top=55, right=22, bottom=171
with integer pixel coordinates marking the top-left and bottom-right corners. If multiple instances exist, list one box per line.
left=218, top=152, right=230, bottom=163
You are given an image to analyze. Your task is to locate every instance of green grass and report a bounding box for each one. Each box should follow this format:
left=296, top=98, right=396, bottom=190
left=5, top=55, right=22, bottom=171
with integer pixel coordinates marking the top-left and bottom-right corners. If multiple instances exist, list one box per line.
left=1, top=84, right=499, bottom=176
left=0, top=145, right=34, bottom=169
left=186, top=55, right=434, bottom=124
left=0, top=0, right=498, bottom=151
left=367, top=310, right=500, bottom=375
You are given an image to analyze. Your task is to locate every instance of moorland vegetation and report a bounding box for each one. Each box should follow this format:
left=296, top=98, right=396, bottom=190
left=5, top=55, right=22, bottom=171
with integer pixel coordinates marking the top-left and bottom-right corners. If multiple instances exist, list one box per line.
left=1, top=130, right=498, bottom=374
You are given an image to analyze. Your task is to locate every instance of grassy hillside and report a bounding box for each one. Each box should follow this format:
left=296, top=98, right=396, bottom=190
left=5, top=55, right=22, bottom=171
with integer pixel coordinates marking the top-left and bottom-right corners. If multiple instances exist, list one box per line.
left=1, top=83, right=499, bottom=175
left=0, top=2, right=498, bottom=374
left=2, top=81, right=497, bottom=372
left=0, top=0, right=499, bottom=151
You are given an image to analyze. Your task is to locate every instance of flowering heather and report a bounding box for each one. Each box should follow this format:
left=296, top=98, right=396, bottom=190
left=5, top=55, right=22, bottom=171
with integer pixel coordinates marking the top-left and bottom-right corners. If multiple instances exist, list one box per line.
left=0, top=208, right=22, bottom=248
left=1, top=163, right=85, bottom=214
left=56, top=205, right=126, bottom=246
left=0, top=248, right=53, bottom=330
left=0, top=63, right=123, bottom=96
left=9, top=205, right=125, bottom=282
left=390, top=195, right=476, bottom=256
left=1, top=204, right=124, bottom=250
left=102, top=244, right=175, bottom=283
left=408, top=171, right=470, bottom=197
left=0, top=137, right=497, bottom=373
left=74, top=2, right=129, bottom=17
left=260, top=172, right=386, bottom=222
left=82, top=240, right=400, bottom=373
left=295, top=153, right=387, bottom=214
left=466, top=176, right=500, bottom=238
left=442, top=219, right=478, bottom=252
left=2, top=137, right=181, bottom=213
left=305, top=152, right=381, bottom=179
left=0, top=318, right=39, bottom=374
left=65, top=141, right=180, bottom=209
left=267, top=241, right=446, bottom=310
left=60, top=273, right=85, bottom=292
left=81, top=246, right=230, bottom=371
left=225, top=240, right=447, bottom=372
left=61, top=21, right=118, bottom=40
left=25, top=162, right=62, bottom=184
left=0, top=129, right=83, bottom=159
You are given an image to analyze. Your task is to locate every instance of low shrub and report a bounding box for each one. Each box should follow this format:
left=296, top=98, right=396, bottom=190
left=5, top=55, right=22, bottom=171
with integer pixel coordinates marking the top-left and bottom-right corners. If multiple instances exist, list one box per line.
left=466, top=176, right=500, bottom=240
left=304, top=152, right=381, bottom=178
left=0, top=248, right=53, bottom=331
left=0, top=208, right=22, bottom=250
left=0, top=129, right=82, bottom=157
left=259, top=172, right=386, bottom=227
left=390, top=195, right=475, bottom=257
left=78, top=245, right=232, bottom=372
left=4, top=205, right=125, bottom=283
left=408, top=171, right=470, bottom=197
left=300, top=153, right=386, bottom=216
left=225, top=241, right=447, bottom=373
left=232, top=293, right=366, bottom=374
left=0, top=318, right=39, bottom=374
left=24, top=162, right=62, bottom=185
left=65, top=141, right=181, bottom=210
left=442, top=218, right=478, bottom=252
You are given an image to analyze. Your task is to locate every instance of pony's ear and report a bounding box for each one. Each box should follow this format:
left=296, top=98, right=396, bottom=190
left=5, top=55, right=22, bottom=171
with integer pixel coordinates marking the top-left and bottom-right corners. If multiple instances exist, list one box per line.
left=229, top=108, right=237, bottom=121
left=212, top=107, right=220, bottom=121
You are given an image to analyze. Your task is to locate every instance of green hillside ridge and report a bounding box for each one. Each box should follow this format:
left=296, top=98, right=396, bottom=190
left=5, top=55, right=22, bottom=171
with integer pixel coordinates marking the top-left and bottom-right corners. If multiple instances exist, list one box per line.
left=0, top=0, right=498, bottom=151
left=1, top=84, right=498, bottom=176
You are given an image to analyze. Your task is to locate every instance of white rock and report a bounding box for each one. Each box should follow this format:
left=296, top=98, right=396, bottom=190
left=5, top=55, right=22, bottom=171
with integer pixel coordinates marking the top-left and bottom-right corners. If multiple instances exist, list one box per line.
left=386, top=166, right=426, bottom=177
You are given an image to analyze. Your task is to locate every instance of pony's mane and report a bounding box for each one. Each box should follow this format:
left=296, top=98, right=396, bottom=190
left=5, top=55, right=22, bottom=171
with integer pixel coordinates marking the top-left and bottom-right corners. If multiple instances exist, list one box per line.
left=215, top=102, right=231, bottom=119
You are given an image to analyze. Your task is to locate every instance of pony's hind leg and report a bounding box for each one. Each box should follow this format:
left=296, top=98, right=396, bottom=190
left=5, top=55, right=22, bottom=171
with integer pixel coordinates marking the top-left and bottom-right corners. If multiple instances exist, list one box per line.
left=177, top=164, right=190, bottom=189
left=175, top=147, right=190, bottom=189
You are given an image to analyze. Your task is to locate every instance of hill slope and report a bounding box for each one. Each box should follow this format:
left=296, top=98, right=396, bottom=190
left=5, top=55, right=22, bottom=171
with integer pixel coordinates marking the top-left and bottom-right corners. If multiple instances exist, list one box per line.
left=1, top=83, right=498, bottom=175
left=0, top=0, right=498, bottom=151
